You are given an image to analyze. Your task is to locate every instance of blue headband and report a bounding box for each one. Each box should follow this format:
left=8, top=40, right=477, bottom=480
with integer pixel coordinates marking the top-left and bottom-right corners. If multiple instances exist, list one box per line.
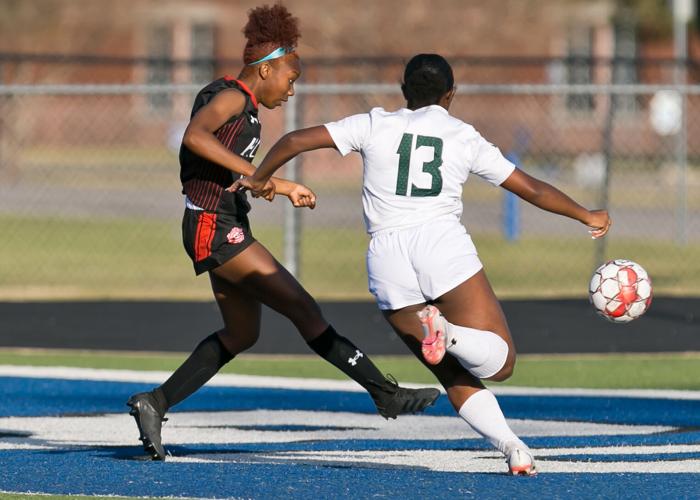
left=247, top=47, right=292, bottom=65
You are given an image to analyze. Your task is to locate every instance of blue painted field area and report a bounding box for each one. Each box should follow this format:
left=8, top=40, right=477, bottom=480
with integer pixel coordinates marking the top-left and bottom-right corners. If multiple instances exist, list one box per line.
left=0, top=374, right=698, bottom=499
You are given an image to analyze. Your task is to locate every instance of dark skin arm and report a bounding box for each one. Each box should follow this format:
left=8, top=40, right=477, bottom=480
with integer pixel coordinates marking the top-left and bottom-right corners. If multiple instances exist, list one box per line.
left=236, top=125, right=611, bottom=237
left=500, top=169, right=611, bottom=238
left=183, top=89, right=314, bottom=205
left=235, top=125, right=334, bottom=196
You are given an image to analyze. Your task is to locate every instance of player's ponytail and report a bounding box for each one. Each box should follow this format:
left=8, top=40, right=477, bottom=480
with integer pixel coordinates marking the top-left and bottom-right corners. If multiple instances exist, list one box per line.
left=401, top=54, right=454, bottom=109
left=242, top=3, right=301, bottom=65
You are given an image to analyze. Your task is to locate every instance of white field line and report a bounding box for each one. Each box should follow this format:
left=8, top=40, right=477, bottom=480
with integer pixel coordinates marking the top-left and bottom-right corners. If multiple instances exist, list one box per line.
left=533, top=444, right=700, bottom=456
left=0, top=490, right=211, bottom=500
left=167, top=450, right=700, bottom=474
left=0, top=412, right=671, bottom=447
left=1, top=364, right=699, bottom=400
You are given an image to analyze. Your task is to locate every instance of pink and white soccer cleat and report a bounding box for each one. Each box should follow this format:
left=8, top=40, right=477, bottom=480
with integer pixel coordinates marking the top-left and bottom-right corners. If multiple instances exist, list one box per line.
left=506, top=445, right=538, bottom=476
left=417, top=305, right=448, bottom=365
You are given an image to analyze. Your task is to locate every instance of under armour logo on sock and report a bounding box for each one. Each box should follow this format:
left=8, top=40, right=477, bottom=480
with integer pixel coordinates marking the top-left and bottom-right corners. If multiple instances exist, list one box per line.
left=348, top=350, right=364, bottom=366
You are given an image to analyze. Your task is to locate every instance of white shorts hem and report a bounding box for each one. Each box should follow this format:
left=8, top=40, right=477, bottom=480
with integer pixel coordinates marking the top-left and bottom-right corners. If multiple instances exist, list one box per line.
left=375, top=262, right=483, bottom=311
left=376, top=297, right=427, bottom=311
left=428, top=262, right=484, bottom=303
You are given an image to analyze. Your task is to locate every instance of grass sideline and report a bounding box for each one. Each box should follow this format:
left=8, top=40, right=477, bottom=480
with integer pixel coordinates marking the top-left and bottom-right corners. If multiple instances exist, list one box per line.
left=2, top=214, right=699, bottom=300
left=1, top=348, right=699, bottom=390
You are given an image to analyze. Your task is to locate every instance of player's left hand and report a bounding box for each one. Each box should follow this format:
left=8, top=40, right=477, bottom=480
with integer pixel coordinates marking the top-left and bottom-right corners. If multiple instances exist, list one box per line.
left=585, top=209, right=611, bottom=239
left=228, top=176, right=276, bottom=201
left=288, top=183, right=316, bottom=209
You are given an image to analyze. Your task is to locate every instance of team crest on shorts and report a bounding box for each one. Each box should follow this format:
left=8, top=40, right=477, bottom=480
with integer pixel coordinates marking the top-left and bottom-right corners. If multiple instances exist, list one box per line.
left=226, top=227, right=245, bottom=244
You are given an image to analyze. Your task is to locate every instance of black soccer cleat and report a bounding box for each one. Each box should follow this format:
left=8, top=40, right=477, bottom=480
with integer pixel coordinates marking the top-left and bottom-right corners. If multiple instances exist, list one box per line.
left=371, top=374, right=441, bottom=420
left=127, top=392, right=168, bottom=461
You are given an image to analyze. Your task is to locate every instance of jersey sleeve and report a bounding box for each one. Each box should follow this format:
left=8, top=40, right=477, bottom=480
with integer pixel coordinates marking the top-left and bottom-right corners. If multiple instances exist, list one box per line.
left=324, top=113, right=372, bottom=156
left=469, top=133, right=516, bottom=186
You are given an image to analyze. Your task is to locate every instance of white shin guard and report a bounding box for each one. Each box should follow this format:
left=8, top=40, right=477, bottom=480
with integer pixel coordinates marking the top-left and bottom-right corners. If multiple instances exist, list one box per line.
left=446, top=322, right=509, bottom=379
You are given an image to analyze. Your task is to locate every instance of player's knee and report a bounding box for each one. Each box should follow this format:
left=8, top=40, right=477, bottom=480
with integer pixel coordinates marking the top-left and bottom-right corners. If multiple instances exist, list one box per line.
left=238, top=334, right=259, bottom=353
left=458, top=333, right=511, bottom=381
left=488, top=357, right=515, bottom=382
left=485, top=344, right=516, bottom=381
left=218, top=326, right=259, bottom=354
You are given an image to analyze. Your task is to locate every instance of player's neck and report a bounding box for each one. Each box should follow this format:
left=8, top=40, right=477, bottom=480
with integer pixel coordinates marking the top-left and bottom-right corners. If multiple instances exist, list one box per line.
left=236, top=69, right=262, bottom=102
left=406, top=103, right=450, bottom=112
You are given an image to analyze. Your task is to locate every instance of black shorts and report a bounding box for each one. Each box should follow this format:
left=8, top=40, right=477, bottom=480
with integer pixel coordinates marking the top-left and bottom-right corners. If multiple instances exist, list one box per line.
left=182, top=208, right=256, bottom=275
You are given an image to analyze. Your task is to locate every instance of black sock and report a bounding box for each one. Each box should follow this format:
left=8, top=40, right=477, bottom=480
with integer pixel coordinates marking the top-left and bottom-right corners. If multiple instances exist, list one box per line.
left=154, top=332, right=234, bottom=414
left=307, top=325, right=389, bottom=399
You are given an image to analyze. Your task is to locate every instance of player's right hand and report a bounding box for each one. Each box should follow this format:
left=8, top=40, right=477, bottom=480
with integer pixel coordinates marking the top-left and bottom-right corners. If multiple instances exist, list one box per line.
left=585, top=209, right=611, bottom=239
left=288, top=183, right=316, bottom=209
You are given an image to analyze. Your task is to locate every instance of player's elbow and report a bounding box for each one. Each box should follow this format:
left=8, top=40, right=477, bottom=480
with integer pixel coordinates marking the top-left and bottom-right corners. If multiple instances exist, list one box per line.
left=280, top=131, right=299, bottom=149
left=506, top=171, right=548, bottom=205
left=517, top=181, right=548, bottom=206
left=182, top=126, right=203, bottom=151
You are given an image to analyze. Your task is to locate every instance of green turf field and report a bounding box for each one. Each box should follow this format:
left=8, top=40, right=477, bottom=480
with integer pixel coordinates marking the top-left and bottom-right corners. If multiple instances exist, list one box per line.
left=1, top=214, right=699, bottom=300
left=1, top=348, right=698, bottom=390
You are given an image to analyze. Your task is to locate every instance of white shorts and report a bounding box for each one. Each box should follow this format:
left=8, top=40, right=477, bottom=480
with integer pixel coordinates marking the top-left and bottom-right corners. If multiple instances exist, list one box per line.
left=367, top=218, right=483, bottom=310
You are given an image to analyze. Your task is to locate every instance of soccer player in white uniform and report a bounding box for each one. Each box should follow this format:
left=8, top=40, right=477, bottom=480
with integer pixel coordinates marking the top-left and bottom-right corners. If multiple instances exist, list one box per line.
left=235, top=53, right=612, bottom=475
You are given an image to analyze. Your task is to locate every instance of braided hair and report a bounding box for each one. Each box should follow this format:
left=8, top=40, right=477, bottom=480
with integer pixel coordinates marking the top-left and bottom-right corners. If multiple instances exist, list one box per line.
left=242, top=3, right=301, bottom=65
left=401, top=54, right=454, bottom=109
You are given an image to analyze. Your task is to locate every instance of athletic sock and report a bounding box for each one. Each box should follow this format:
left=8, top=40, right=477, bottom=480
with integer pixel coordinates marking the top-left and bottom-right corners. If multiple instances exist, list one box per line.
left=445, top=322, right=509, bottom=379
left=154, top=332, right=234, bottom=414
left=458, top=389, right=526, bottom=455
left=307, top=325, right=388, bottom=398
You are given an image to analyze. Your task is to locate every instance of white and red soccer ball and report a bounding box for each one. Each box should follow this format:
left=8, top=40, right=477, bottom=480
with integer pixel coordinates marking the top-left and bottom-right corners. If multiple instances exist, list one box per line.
left=589, top=259, right=653, bottom=323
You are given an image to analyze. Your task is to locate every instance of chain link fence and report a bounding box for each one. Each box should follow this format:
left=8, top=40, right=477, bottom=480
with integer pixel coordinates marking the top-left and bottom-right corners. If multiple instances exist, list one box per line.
left=0, top=83, right=698, bottom=300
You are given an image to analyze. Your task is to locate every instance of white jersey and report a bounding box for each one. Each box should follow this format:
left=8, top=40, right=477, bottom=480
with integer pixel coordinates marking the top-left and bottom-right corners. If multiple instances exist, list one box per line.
left=324, top=105, right=515, bottom=235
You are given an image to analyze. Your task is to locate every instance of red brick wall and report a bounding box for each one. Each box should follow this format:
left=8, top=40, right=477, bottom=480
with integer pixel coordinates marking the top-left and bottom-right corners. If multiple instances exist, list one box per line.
left=2, top=0, right=698, bottom=156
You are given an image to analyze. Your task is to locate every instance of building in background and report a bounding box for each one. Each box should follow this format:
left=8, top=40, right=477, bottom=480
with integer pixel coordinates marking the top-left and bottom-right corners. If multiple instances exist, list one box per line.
left=1, top=0, right=698, bottom=86
left=2, top=0, right=698, bottom=157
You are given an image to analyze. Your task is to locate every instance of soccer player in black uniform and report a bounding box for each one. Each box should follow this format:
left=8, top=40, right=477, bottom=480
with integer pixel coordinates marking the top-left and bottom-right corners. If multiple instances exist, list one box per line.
left=126, top=4, right=439, bottom=461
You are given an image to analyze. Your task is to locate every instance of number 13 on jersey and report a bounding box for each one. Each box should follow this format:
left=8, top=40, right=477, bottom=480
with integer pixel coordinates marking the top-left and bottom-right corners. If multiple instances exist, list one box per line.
left=395, top=133, right=444, bottom=197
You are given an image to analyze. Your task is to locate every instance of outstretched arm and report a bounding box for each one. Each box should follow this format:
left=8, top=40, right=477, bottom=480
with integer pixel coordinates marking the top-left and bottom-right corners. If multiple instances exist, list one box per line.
left=501, top=168, right=611, bottom=239
left=242, top=126, right=336, bottom=192
left=230, top=125, right=334, bottom=206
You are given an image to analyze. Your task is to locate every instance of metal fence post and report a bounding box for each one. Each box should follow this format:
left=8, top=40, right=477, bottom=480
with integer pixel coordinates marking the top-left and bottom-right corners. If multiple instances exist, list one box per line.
left=283, top=93, right=300, bottom=276
left=595, top=75, right=616, bottom=269
left=674, top=0, right=690, bottom=245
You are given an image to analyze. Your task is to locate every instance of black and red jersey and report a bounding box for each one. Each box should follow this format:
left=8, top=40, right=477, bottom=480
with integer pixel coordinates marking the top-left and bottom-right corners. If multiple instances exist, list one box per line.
left=180, top=76, right=262, bottom=213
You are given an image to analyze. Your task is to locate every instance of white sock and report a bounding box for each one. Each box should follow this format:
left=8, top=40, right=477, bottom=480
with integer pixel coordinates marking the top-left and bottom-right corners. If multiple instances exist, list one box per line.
left=458, top=389, right=526, bottom=455
left=445, top=321, right=509, bottom=379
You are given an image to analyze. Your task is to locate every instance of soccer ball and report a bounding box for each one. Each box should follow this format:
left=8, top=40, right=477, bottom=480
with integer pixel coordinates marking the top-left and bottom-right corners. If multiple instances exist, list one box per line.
left=589, top=259, right=653, bottom=323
